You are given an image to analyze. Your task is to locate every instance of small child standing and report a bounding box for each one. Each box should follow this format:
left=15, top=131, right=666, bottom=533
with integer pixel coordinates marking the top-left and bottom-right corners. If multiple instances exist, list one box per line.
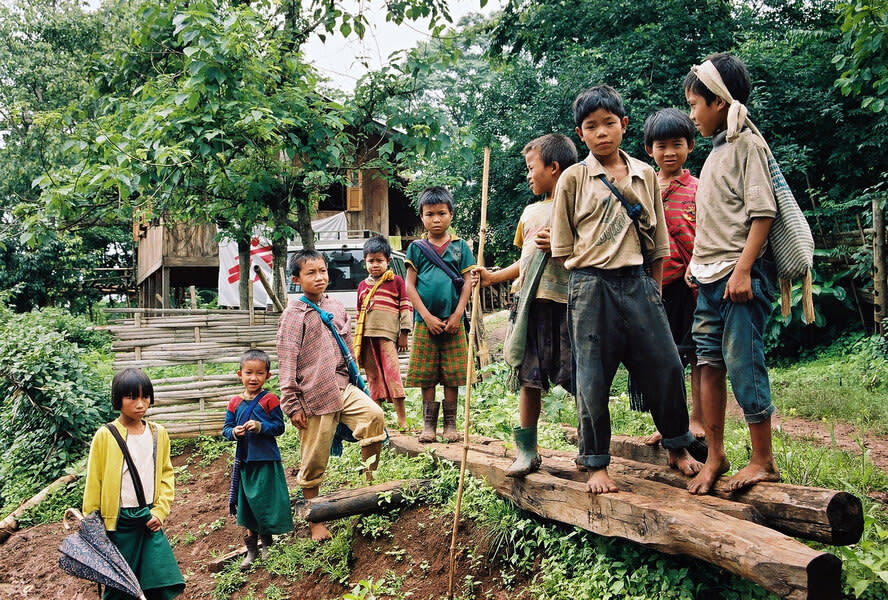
left=641, top=108, right=705, bottom=446
left=222, top=349, right=293, bottom=570
left=479, top=133, right=577, bottom=477
left=683, top=53, right=780, bottom=495
left=277, top=249, right=387, bottom=541
left=83, top=368, right=185, bottom=600
left=404, top=186, right=476, bottom=443
left=549, top=85, right=702, bottom=494
left=354, top=235, right=413, bottom=429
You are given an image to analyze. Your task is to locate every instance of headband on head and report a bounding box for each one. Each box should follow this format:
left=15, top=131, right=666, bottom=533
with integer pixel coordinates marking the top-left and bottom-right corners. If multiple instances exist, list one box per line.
left=691, top=60, right=755, bottom=144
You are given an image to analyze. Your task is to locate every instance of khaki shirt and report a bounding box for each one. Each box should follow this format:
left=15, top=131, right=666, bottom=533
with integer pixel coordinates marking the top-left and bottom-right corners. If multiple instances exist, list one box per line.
left=513, top=200, right=570, bottom=303
left=692, top=129, right=777, bottom=266
left=550, top=150, right=669, bottom=270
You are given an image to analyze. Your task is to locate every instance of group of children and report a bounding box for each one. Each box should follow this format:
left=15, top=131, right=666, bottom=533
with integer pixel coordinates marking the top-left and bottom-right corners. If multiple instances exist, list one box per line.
left=82, top=52, right=782, bottom=598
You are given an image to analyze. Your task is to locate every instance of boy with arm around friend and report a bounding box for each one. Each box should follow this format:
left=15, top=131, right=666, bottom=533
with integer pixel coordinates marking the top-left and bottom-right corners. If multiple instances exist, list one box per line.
left=683, top=53, right=780, bottom=495
left=404, top=186, right=476, bottom=444
left=277, top=249, right=387, bottom=541
left=478, top=133, right=578, bottom=477
left=549, top=85, right=702, bottom=495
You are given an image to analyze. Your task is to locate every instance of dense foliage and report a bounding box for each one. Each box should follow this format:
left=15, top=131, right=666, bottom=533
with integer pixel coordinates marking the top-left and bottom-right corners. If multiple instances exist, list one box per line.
left=0, top=306, right=113, bottom=511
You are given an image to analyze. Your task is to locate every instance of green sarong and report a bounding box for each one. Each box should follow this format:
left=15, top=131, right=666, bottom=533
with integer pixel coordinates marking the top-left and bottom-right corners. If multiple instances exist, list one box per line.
left=106, top=507, right=184, bottom=600
left=237, top=461, right=294, bottom=534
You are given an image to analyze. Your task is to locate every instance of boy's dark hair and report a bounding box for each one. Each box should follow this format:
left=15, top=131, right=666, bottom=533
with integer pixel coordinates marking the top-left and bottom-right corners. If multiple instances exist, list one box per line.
left=417, top=186, right=454, bottom=213
left=573, top=85, right=626, bottom=128
left=288, top=248, right=325, bottom=278
left=683, top=52, right=751, bottom=105
left=522, top=133, right=578, bottom=172
left=111, top=368, right=154, bottom=410
left=363, top=235, right=392, bottom=259
left=643, top=108, right=697, bottom=148
left=240, top=349, right=271, bottom=371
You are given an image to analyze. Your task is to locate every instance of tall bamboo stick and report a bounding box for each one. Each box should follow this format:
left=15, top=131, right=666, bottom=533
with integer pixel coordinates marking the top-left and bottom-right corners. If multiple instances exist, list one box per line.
left=448, top=146, right=490, bottom=598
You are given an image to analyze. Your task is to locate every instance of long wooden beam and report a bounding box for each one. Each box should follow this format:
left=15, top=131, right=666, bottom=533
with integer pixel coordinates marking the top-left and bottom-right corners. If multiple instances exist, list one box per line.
left=387, top=433, right=841, bottom=600
left=291, top=479, right=432, bottom=522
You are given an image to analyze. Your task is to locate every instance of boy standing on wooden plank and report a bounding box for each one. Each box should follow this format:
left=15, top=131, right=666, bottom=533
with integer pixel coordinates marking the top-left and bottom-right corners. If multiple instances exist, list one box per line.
left=354, top=235, right=413, bottom=430
left=277, top=249, right=387, bottom=541
left=683, top=53, right=780, bottom=494
left=478, top=133, right=578, bottom=477
left=404, top=186, right=476, bottom=443
left=549, top=85, right=702, bottom=494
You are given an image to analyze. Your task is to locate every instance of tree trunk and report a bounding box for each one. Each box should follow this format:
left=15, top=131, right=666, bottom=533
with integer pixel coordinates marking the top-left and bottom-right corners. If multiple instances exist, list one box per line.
left=237, top=235, right=251, bottom=311
left=874, top=196, right=886, bottom=335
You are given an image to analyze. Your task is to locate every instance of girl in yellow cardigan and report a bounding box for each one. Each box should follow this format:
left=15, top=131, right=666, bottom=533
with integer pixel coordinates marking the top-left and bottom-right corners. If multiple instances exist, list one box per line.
left=83, top=368, right=184, bottom=600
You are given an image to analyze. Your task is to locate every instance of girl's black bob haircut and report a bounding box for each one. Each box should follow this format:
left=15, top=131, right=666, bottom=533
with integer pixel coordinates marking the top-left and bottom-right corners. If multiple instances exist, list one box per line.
left=111, top=368, right=155, bottom=410
left=643, top=108, right=697, bottom=148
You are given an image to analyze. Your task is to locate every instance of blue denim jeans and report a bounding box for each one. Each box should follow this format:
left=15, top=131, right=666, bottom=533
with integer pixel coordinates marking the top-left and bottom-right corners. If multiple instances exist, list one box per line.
left=692, top=259, right=776, bottom=423
left=569, top=266, right=694, bottom=469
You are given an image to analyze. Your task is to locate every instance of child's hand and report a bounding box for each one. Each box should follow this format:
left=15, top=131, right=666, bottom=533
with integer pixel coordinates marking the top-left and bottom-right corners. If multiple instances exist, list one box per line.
left=425, top=315, right=447, bottom=335
left=233, top=424, right=246, bottom=437
left=290, top=410, right=307, bottom=430
left=684, top=269, right=698, bottom=290
left=724, top=268, right=753, bottom=303
left=145, top=516, right=162, bottom=532
left=398, top=331, right=409, bottom=352
left=469, top=269, right=480, bottom=288
left=443, top=314, right=462, bottom=335
left=534, top=227, right=552, bottom=253
left=243, top=420, right=261, bottom=433
left=476, top=267, right=492, bottom=288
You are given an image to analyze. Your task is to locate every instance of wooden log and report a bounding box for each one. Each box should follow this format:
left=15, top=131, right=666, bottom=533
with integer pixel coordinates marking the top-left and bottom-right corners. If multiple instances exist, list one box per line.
left=555, top=428, right=863, bottom=545
left=0, top=474, right=79, bottom=544
left=292, top=479, right=432, bottom=522
left=387, top=433, right=840, bottom=600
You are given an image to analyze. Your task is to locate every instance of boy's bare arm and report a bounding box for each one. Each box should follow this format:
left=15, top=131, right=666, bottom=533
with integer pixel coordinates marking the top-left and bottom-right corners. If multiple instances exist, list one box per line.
left=445, top=268, right=475, bottom=334
left=724, top=217, right=773, bottom=303
left=406, top=266, right=446, bottom=334
left=479, top=260, right=519, bottom=287
left=649, top=258, right=664, bottom=288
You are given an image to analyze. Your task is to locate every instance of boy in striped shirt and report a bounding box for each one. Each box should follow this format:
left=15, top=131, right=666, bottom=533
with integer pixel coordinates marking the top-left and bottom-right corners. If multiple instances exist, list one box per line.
left=642, top=108, right=705, bottom=447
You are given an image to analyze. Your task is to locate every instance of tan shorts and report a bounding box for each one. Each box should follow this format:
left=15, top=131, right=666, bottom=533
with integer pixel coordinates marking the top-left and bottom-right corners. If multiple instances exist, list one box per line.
left=295, top=384, right=386, bottom=489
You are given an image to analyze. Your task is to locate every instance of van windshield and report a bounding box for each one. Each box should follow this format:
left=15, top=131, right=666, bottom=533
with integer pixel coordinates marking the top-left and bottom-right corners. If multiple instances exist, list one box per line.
left=287, top=249, right=406, bottom=293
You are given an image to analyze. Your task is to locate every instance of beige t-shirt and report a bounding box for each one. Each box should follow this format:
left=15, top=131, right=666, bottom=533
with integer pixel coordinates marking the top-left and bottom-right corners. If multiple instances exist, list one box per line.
left=690, top=129, right=777, bottom=283
left=513, top=200, right=570, bottom=303
left=120, top=425, right=155, bottom=508
left=550, top=150, right=669, bottom=270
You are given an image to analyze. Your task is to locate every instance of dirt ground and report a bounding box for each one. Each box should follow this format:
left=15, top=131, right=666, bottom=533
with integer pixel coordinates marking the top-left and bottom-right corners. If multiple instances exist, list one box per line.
left=1, top=312, right=886, bottom=599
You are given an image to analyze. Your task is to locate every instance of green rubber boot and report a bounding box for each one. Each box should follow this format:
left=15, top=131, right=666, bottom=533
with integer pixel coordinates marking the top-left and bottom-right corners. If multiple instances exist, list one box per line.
left=506, top=426, right=542, bottom=478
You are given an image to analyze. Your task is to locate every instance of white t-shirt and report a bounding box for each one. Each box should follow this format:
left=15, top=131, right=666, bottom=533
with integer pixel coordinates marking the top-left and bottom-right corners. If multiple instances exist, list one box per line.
left=120, top=425, right=155, bottom=508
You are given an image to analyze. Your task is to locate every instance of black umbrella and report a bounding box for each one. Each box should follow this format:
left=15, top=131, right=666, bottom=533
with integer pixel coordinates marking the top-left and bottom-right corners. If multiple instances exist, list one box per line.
left=58, top=508, right=146, bottom=600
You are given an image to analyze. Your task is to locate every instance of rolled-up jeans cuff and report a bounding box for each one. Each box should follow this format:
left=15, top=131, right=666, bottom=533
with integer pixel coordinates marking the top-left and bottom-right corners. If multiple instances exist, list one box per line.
left=660, top=430, right=694, bottom=450
left=744, top=404, right=776, bottom=424
left=695, top=356, right=725, bottom=369
left=577, top=454, right=611, bottom=469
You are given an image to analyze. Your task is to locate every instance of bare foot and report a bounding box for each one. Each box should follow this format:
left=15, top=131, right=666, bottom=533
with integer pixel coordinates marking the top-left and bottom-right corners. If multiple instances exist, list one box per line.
left=689, top=419, right=706, bottom=439
left=643, top=431, right=662, bottom=446
left=687, top=457, right=731, bottom=495
left=308, top=521, right=331, bottom=542
left=585, top=468, right=619, bottom=494
left=397, top=418, right=408, bottom=430
left=729, top=461, right=780, bottom=492
left=667, top=448, right=703, bottom=476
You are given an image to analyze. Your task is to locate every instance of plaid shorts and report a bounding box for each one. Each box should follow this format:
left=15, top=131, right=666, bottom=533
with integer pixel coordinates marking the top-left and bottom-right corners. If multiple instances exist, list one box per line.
left=405, top=321, right=468, bottom=388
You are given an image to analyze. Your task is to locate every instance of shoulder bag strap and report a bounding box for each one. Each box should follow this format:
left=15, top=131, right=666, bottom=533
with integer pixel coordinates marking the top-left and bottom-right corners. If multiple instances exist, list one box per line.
left=299, top=296, right=368, bottom=392
left=414, top=239, right=465, bottom=289
left=596, top=173, right=650, bottom=271
left=105, top=423, right=148, bottom=509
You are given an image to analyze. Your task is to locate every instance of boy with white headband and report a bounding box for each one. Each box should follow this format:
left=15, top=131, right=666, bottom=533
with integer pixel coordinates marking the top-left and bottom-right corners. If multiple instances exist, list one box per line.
left=683, top=53, right=780, bottom=495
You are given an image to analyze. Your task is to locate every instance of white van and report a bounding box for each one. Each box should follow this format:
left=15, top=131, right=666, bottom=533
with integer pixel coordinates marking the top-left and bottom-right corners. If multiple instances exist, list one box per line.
left=287, top=233, right=408, bottom=310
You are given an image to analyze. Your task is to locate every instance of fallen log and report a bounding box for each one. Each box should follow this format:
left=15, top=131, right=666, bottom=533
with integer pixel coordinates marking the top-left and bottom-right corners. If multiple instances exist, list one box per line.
left=291, top=479, right=432, bottom=522
left=0, top=474, right=79, bottom=544
left=553, top=428, right=863, bottom=545
left=388, top=433, right=841, bottom=600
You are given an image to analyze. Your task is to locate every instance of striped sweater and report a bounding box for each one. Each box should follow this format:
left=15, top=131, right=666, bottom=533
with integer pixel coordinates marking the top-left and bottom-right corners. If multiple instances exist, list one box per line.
left=356, top=275, right=413, bottom=342
left=661, top=169, right=698, bottom=286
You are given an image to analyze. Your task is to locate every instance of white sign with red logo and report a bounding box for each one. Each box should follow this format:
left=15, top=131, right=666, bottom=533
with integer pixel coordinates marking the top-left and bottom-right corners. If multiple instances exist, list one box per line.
left=217, top=229, right=273, bottom=308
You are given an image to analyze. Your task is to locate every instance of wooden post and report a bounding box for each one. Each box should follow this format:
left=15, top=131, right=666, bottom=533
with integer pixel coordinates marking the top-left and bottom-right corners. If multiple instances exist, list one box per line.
left=874, top=196, right=886, bottom=335
left=253, top=265, right=286, bottom=311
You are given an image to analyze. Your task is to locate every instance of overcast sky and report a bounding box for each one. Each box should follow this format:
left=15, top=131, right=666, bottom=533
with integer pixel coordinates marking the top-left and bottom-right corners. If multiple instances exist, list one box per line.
left=303, top=0, right=504, bottom=91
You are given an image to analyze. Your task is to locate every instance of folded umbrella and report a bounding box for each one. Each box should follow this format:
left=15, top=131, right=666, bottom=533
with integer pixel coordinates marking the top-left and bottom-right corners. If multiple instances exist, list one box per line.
left=58, top=508, right=146, bottom=600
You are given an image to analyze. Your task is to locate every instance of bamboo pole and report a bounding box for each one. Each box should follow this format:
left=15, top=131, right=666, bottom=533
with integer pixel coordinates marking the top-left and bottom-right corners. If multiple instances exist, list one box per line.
left=448, top=146, right=490, bottom=599
left=254, top=264, right=286, bottom=311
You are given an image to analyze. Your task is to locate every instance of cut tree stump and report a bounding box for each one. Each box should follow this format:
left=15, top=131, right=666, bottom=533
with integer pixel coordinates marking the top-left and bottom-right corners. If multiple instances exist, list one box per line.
left=292, top=479, right=432, bottom=522
left=388, top=433, right=842, bottom=600
left=555, top=427, right=863, bottom=545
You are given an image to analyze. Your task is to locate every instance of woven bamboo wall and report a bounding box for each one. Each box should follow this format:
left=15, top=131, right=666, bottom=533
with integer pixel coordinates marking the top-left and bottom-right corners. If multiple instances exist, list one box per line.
left=105, top=308, right=281, bottom=438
